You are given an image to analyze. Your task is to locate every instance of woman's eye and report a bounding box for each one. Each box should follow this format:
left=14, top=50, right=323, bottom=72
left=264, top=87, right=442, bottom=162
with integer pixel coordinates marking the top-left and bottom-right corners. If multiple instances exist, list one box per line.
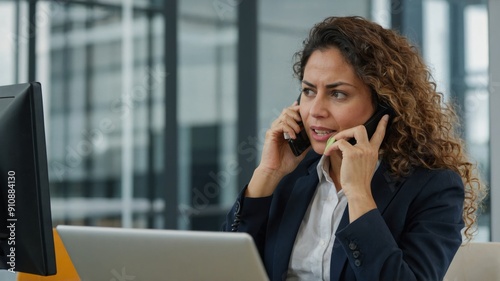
left=332, top=91, right=347, bottom=99
left=301, top=88, right=315, bottom=96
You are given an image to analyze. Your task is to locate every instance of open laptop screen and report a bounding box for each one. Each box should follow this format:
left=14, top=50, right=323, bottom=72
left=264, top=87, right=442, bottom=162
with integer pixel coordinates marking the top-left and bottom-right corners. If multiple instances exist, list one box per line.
left=56, top=225, right=269, bottom=281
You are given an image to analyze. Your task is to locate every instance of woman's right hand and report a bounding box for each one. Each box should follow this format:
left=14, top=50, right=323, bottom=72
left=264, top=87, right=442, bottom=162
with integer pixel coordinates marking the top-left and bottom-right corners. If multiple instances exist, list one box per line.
left=246, top=101, right=310, bottom=197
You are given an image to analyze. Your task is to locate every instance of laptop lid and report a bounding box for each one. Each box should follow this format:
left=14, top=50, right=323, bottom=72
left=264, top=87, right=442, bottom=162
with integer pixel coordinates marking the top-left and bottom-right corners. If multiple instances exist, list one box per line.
left=56, top=225, right=269, bottom=281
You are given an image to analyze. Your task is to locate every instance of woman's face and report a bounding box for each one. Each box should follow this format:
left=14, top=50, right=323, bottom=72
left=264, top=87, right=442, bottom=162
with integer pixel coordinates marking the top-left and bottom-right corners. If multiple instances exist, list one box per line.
left=299, top=47, right=375, bottom=154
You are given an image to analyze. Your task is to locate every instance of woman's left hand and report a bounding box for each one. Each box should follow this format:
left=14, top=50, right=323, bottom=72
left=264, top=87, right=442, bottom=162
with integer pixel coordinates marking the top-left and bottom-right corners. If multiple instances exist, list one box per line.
left=323, top=114, right=390, bottom=221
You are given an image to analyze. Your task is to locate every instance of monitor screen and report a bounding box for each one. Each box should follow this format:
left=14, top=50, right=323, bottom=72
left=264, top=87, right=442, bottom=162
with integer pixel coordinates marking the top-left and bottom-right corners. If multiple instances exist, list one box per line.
left=0, top=82, right=56, bottom=275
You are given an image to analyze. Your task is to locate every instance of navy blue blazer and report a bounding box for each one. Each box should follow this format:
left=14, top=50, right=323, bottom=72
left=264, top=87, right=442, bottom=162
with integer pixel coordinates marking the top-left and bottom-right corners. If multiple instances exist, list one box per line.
left=224, top=150, right=464, bottom=281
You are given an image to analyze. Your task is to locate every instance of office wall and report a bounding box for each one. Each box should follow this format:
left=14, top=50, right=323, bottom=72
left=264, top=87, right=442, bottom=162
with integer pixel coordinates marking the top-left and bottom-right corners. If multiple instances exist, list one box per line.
left=0, top=0, right=494, bottom=238
left=489, top=0, right=499, bottom=242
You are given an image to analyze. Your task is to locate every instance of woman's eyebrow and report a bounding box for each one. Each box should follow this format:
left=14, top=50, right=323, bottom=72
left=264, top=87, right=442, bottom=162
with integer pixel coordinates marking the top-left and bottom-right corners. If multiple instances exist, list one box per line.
left=302, top=80, right=356, bottom=89
left=301, top=80, right=317, bottom=88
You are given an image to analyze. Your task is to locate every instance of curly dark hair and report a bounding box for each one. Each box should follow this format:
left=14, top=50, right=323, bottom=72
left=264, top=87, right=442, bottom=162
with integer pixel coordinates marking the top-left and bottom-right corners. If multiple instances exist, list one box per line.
left=293, top=16, right=486, bottom=241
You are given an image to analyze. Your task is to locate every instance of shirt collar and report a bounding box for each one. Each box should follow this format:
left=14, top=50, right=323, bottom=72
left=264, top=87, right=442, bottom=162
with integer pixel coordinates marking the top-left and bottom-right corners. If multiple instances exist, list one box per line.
left=316, top=154, right=382, bottom=184
left=316, top=154, right=333, bottom=184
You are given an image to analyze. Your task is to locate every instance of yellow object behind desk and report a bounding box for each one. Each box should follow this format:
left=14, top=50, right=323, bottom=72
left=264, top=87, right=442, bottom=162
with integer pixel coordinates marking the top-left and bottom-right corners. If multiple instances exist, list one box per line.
left=16, top=229, right=80, bottom=281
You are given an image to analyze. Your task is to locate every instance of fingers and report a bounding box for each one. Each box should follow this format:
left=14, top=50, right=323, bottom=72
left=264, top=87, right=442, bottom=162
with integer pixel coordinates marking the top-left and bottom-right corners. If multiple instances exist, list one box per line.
left=369, top=114, right=390, bottom=148
left=323, top=125, right=368, bottom=155
left=323, top=114, right=389, bottom=155
left=272, top=104, right=302, bottom=139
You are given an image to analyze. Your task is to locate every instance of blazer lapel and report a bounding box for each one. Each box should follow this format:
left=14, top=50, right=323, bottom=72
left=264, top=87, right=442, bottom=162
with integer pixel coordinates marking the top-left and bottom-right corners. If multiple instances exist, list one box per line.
left=272, top=166, right=319, bottom=281
left=329, top=162, right=402, bottom=281
left=371, top=162, right=403, bottom=214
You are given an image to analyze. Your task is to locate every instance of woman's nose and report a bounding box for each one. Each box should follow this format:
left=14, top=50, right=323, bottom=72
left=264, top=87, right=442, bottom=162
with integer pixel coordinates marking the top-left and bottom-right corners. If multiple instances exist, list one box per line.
left=309, top=93, right=329, bottom=118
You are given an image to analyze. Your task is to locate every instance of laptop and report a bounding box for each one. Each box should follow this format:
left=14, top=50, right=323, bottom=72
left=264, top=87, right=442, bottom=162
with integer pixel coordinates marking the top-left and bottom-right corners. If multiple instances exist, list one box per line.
left=56, top=225, right=269, bottom=281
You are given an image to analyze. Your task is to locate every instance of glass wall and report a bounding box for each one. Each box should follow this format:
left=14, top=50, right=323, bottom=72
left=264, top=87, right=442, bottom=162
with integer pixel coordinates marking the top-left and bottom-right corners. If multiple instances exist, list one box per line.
left=177, top=0, right=238, bottom=230
left=36, top=1, right=166, bottom=228
left=463, top=3, right=490, bottom=241
left=0, top=0, right=492, bottom=239
left=422, top=0, right=490, bottom=241
left=0, top=1, right=28, bottom=85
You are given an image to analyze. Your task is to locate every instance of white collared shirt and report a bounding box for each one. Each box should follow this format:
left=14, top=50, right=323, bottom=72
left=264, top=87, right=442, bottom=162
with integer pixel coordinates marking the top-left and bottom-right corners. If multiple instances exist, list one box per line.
left=286, top=154, right=348, bottom=281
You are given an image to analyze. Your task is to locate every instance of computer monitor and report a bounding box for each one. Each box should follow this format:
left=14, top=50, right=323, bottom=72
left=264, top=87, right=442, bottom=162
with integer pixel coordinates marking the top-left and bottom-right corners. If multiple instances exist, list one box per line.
left=0, top=82, right=56, bottom=275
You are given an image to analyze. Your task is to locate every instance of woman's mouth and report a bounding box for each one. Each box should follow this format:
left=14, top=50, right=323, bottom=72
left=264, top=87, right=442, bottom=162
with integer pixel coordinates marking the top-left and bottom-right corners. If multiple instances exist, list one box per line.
left=313, top=129, right=334, bottom=136
left=311, top=127, right=336, bottom=141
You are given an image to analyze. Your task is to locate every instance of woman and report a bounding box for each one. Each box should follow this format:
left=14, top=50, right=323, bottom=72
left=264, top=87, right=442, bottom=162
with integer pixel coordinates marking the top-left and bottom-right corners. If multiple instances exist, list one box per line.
left=224, top=16, right=486, bottom=281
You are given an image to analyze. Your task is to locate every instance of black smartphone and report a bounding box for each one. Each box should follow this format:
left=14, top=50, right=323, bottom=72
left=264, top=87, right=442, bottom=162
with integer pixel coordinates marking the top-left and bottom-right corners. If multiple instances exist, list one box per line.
left=347, top=101, right=394, bottom=146
left=287, top=94, right=394, bottom=156
left=287, top=95, right=311, bottom=156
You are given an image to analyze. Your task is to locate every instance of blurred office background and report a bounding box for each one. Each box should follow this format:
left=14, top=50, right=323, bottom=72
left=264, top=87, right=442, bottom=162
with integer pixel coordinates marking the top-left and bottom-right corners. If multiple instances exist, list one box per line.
left=0, top=0, right=495, bottom=241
